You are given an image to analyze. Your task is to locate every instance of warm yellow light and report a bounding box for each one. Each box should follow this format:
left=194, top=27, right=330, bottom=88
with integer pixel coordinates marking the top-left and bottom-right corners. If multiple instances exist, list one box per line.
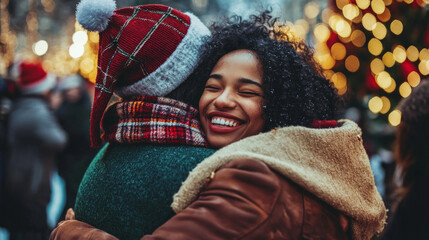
left=419, top=48, right=429, bottom=61
left=371, top=0, right=386, bottom=14
left=370, top=58, right=385, bottom=74
left=314, top=24, right=330, bottom=42
left=338, top=85, right=348, bottom=95
left=407, top=71, right=421, bottom=87
left=388, top=110, right=401, bottom=126
left=399, top=82, right=412, bottom=98
left=329, top=14, right=342, bottom=30
left=368, top=96, right=383, bottom=113
left=322, top=8, right=333, bottom=24
left=372, top=22, right=387, bottom=39
left=368, top=38, right=383, bottom=56
left=356, top=0, right=370, bottom=9
left=390, top=20, right=403, bottom=35
left=336, top=20, right=352, bottom=38
left=407, top=45, right=420, bottom=62
left=331, top=43, right=347, bottom=60
left=305, top=2, right=320, bottom=19
left=345, top=55, right=360, bottom=72
left=362, top=13, right=377, bottom=31
left=352, top=10, right=363, bottom=23
left=342, top=4, right=360, bottom=20
left=89, top=32, right=99, bottom=43
left=376, top=71, right=392, bottom=89
left=324, top=70, right=335, bottom=79
left=380, top=96, right=391, bottom=114
left=382, top=52, right=395, bottom=67
left=316, top=54, right=336, bottom=70
left=331, top=72, right=347, bottom=89
left=404, top=0, right=413, bottom=3
left=384, top=0, right=393, bottom=6
left=351, top=30, right=366, bottom=47
left=393, top=45, right=407, bottom=63
left=336, top=0, right=350, bottom=9
left=72, top=31, right=88, bottom=45
left=32, top=40, right=49, bottom=56
left=69, top=44, right=84, bottom=59
left=384, top=78, right=396, bottom=93
left=418, top=60, right=429, bottom=75
left=377, top=8, right=391, bottom=22
left=80, top=58, right=95, bottom=74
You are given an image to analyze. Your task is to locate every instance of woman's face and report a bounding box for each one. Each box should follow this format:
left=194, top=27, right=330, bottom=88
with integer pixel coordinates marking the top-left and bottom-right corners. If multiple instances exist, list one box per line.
left=199, top=49, right=265, bottom=148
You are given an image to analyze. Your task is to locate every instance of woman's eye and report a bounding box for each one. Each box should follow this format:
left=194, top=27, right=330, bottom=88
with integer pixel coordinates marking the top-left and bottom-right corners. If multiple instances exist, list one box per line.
left=239, top=91, right=261, bottom=97
left=205, top=85, right=220, bottom=91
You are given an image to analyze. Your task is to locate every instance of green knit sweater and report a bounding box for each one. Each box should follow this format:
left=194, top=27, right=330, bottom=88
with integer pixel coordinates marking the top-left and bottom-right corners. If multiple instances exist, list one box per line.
left=74, top=143, right=215, bottom=240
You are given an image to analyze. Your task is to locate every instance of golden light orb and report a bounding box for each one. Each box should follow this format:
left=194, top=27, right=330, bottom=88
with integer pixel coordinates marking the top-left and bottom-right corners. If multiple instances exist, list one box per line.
left=407, top=71, right=421, bottom=87
left=419, top=48, right=429, bottom=61
left=418, top=60, right=429, bottom=75
left=380, top=96, right=391, bottom=114
left=370, top=58, right=385, bottom=74
left=345, top=55, right=360, bottom=72
left=377, top=8, right=391, bottom=22
left=351, top=30, right=366, bottom=47
left=368, top=96, right=383, bottom=113
left=390, top=20, right=403, bottom=35
left=382, top=51, right=395, bottom=67
left=314, top=24, right=331, bottom=42
left=388, top=110, right=401, bottom=126
left=331, top=72, right=347, bottom=89
left=342, top=4, right=360, bottom=20
left=356, top=0, right=370, bottom=9
left=384, top=78, right=396, bottom=93
left=336, top=20, right=352, bottom=38
left=376, top=71, right=392, bottom=89
left=399, top=82, right=412, bottom=98
left=368, top=38, right=383, bottom=56
left=407, top=45, right=420, bottom=62
left=393, top=45, right=407, bottom=63
left=336, top=0, right=350, bottom=10
left=305, top=2, right=320, bottom=19
left=371, top=0, right=386, bottom=14
left=362, top=13, right=377, bottom=31
left=331, top=42, right=347, bottom=60
left=372, top=22, right=387, bottom=40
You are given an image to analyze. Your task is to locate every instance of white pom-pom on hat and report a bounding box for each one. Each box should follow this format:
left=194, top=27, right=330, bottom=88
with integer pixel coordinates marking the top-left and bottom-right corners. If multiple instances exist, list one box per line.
left=76, top=0, right=116, bottom=32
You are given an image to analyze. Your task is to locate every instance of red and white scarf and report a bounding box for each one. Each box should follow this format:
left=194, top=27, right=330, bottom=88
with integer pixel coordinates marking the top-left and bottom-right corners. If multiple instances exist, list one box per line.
left=101, top=96, right=207, bottom=147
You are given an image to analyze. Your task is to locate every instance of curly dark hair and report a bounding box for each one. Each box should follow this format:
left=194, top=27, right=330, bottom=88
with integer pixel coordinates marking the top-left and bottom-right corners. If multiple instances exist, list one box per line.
left=173, top=11, right=339, bottom=131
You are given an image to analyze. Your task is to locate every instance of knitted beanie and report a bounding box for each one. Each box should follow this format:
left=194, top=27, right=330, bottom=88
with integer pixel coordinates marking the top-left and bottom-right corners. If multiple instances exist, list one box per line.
left=398, top=79, right=429, bottom=124
left=76, top=0, right=211, bottom=147
left=11, top=61, right=56, bottom=95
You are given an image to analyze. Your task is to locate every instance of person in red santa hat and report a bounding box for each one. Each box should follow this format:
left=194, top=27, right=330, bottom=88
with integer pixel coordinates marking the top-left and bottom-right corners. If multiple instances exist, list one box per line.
left=0, top=60, right=67, bottom=240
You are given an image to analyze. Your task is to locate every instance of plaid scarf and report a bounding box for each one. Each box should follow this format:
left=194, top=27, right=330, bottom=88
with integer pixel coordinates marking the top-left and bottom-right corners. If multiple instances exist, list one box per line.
left=101, top=96, right=207, bottom=147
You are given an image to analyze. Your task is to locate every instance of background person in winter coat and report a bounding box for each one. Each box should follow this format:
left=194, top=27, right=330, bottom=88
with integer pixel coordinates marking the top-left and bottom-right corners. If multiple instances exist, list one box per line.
left=380, top=79, right=429, bottom=240
left=50, top=1, right=212, bottom=240
left=51, top=11, right=386, bottom=240
left=1, top=61, right=67, bottom=240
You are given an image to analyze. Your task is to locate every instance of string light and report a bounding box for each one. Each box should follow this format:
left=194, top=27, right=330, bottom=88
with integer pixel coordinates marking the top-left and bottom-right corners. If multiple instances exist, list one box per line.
left=371, top=0, right=386, bottom=14
left=368, top=38, right=383, bottom=56
left=388, top=110, right=401, bottom=126
left=369, top=96, right=383, bottom=113
left=382, top=51, right=395, bottom=67
left=399, top=82, right=412, bottom=98
left=390, top=19, right=403, bottom=35
left=393, top=45, right=407, bottom=63
left=370, top=58, right=385, bottom=74
left=407, top=45, right=420, bottom=62
left=407, top=71, right=421, bottom=87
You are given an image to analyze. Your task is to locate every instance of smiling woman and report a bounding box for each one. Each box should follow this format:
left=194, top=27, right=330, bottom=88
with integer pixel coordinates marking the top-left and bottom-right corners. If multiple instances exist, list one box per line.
left=199, top=50, right=265, bottom=148
left=139, top=11, right=386, bottom=240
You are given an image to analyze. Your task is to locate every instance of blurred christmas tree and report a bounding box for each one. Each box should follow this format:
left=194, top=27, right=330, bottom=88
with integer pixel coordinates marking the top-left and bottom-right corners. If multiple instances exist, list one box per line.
left=313, top=0, right=429, bottom=134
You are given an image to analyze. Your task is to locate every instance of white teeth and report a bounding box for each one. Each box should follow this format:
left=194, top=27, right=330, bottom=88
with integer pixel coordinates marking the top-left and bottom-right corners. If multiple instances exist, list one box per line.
left=211, top=117, right=239, bottom=127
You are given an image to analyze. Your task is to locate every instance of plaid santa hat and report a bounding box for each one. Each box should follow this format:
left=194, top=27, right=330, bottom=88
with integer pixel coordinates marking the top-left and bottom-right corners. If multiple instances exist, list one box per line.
left=11, top=61, right=56, bottom=95
left=76, top=0, right=211, bottom=147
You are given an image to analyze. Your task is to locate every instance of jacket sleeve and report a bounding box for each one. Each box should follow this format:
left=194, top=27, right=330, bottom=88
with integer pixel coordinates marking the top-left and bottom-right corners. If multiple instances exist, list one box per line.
left=141, top=158, right=284, bottom=240
left=50, top=220, right=118, bottom=240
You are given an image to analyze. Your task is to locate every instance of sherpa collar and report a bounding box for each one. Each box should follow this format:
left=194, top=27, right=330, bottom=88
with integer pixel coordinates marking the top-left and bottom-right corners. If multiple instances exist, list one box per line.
left=101, top=96, right=207, bottom=147
left=171, top=119, right=386, bottom=240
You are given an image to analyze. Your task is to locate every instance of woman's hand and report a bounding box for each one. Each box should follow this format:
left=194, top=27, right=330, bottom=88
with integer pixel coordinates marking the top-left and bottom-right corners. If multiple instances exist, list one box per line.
left=50, top=209, right=118, bottom=240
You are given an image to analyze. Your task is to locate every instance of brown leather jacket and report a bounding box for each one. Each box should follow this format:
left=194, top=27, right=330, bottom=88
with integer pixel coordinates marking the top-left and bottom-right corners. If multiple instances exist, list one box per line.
left=141, top=158, right=349, bottom=239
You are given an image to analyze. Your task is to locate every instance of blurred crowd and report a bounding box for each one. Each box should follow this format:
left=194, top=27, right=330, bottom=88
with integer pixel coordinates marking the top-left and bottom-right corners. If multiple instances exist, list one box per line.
left=0, top=60, right=100, bottom=239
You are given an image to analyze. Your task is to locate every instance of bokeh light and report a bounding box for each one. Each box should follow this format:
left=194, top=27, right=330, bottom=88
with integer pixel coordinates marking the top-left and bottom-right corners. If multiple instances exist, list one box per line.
left=407, top=71, right=421, bottom=87
left=362, top=13, right=377, bottom=31
left=32, top=40, right=48, bottom=56
left=356, top=0, right=370, bottom=9
left=314, top=24, right=330, bottom=42
left=382, top=51, right=395, bottom=67
left=372, top=22, right=387, bottom=39
left=345, top=55, right=360, bottom=72
left=72, top=31, right=88, bottom=45
left=351, top=30, right=366, bottom=47
left=371, top=0, right=386, bottom=14
left=407, top=45, right=420, bottom=62
left=388, top=110, right=401, bottom=126
left=331, top=42, right=347, bottom=60
left=390, top=19, right=403, bottom=35
left=368, top=38, right=383, bottom=56
left=69, top=43, right=84, bottom=59
left=305, top=1, right=320, bottom=19
left=376, top=71, right=392, bottom=89
left=393, top=45, right=407, bottom=63
left=370, top=58, right=385, bottom=74
left=399, top=82, right=412, bottom=98
left=380, top=96, right=391, bottom=114
left=368, top=96, right=383, bottom=113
